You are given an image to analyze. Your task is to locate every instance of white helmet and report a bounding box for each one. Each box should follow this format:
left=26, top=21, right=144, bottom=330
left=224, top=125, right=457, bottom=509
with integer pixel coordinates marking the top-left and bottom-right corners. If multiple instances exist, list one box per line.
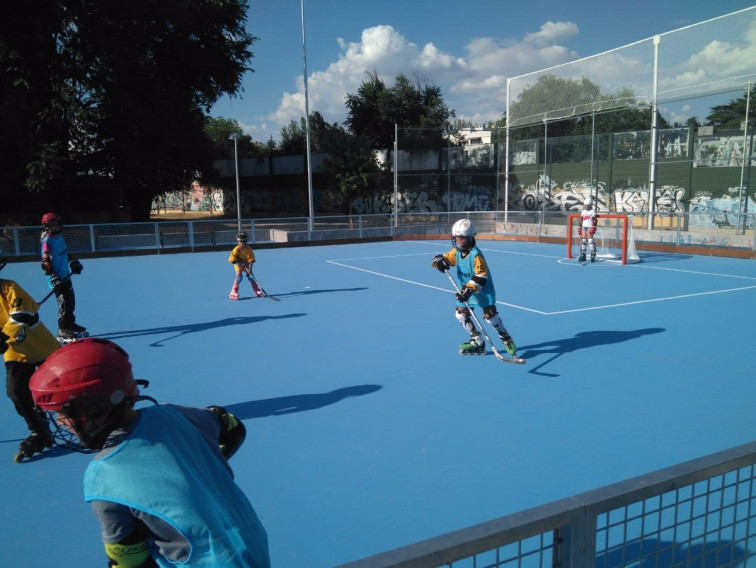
left=584, top=198, right=593, bottom=207
left=451, top=219, right=476, bottom=251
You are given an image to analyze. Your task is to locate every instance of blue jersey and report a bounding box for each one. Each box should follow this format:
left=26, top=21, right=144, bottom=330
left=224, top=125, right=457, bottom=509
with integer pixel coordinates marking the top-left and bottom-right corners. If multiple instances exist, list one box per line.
left=84, top=405, right=270, bottom=567
left=448, top=246, right=496, bottom=309
left=40, top=233, right=71, bottom=287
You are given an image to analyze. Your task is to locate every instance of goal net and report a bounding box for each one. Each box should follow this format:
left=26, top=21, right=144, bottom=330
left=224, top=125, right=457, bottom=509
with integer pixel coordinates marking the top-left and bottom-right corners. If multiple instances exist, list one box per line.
left=567, top=214, right=641, bottom=264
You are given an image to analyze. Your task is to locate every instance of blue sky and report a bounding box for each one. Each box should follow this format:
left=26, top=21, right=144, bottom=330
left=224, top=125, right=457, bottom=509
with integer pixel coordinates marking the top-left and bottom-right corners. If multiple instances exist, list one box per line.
left=211, top=1, right=756, bottom=143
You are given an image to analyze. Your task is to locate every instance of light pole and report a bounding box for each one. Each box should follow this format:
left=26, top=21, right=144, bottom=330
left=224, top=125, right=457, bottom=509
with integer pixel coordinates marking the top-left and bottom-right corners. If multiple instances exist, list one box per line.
left=229, top=133, right=242, bottom=231
left=301, top=0, right=314, bottom=233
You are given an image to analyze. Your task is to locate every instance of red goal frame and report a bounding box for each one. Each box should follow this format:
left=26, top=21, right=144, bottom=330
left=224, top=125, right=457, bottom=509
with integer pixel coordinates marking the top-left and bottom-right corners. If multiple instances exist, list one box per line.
left=567, top=213, right=631, bottom=265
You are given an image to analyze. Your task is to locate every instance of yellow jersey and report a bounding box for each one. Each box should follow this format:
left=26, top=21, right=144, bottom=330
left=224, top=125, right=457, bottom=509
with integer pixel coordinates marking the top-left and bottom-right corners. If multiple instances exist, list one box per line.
left=0, top=279, right=59, bottom=364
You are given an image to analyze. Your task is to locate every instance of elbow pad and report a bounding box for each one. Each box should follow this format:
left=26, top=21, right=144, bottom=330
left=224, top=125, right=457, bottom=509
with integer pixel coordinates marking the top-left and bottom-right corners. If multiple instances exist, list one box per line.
left=209, top=405, right=247, bottom=459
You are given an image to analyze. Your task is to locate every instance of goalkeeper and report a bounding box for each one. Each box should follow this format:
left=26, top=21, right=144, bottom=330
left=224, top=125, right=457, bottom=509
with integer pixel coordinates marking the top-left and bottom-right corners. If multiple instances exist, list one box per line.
left=578, top=198, right=599, bottom=263
left=431, top=219, right=518, bottom=357
left=29, top=338, right=270, bottom=567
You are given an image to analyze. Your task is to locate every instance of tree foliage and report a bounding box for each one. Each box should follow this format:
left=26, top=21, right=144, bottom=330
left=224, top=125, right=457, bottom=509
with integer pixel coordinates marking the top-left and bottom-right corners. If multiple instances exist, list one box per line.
left=705, top=85, right=756, bottom=130
left=0, top=0, right=256, bottom=221
left=206, top=117, right=266, bottom=159
left=345, top=72, right=455, bottom=150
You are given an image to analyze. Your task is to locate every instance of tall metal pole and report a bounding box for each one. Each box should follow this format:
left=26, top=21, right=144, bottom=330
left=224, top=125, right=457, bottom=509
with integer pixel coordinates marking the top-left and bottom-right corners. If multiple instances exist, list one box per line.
left=301, top=0, right=314, bottom=234
left=738, top=82, right=752, bottom=234
left=229, top=133, right=242, bottom=231
left=648, top=35, right=660, bottom=230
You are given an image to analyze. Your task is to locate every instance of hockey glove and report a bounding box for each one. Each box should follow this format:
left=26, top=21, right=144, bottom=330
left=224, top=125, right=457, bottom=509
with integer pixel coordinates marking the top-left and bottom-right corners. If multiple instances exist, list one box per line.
left=588, top=226, right=597, bottom=236
left=577, top=227, right=582, bottom=237
left=456, top=286, right=474, bottom=303
left=41, top=258, right=53, bottom=274
left=431, top=254, right=450, bottom=272
left=69, top=259, right=83, bottom=274
left=0, top=331, right=9, bottom=355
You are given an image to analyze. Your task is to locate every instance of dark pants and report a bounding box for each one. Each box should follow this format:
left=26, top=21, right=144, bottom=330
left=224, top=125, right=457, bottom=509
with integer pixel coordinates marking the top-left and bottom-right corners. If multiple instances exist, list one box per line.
left=55, top=278, right=76, bottom=330
left=5, top=361, right=48, bottom=434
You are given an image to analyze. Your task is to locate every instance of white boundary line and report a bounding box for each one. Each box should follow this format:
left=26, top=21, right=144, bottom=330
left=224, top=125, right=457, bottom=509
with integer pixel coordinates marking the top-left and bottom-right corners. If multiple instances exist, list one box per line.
left=326, top=243, right=756, bottom=316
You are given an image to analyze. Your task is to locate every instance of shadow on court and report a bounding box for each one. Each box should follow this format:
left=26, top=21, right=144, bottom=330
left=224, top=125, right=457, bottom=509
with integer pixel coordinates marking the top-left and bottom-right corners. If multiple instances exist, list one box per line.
left=96, top=314, right=307, bottom=347
left=519, top=328, right=665, bottom=377
left=225, top=385, right=383, bottom=419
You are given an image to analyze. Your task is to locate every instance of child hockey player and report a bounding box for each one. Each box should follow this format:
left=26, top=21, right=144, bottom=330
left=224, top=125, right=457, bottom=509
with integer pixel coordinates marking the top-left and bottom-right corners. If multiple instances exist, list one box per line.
left=29, top=338, right=271, bottom=567
left=40, top=212, right=86, bottom=342
left=431, top=219, right=518, bottom=357
left=578, top=198, right=599, bottom=263
left=228, top=230, right=262, bottom=300
left=0, top=259, right=60, bottom=462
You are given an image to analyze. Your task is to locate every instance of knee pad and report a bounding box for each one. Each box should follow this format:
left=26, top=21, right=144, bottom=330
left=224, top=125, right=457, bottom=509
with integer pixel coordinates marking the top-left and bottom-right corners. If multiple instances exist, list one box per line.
left=482, top=305, right=498, bottom=319
left=455, top=307, right=471, bottom=325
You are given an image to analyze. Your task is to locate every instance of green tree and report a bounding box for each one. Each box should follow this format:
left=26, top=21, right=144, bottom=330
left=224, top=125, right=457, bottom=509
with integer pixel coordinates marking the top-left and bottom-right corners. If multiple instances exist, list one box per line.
left=345, top=72, right=455, bottom=150
left=705, top=85, right=756, bottom=129
left=0, top=0, right=256, bottom=221
left=206, top=117, right=266, bottom=159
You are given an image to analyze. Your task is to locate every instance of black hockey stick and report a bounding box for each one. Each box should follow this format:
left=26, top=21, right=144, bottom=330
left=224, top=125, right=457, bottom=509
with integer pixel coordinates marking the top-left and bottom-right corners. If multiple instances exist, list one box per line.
left=245, top=267, right=279, bottom=301
left=444, top=270, right=525, bottom=365
left=37, top=274, right=73, bottom=307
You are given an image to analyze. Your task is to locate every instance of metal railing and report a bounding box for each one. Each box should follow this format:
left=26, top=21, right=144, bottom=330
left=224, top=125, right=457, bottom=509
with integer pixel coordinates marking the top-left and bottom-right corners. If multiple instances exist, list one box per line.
left=1, top=210, right=753, bottom=259
left=335, top=441, right=756, bottom=568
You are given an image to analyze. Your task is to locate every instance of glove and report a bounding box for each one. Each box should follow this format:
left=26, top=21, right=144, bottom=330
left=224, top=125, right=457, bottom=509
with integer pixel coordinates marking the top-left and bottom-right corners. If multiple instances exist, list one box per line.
left=431, top=254, right=450, bottom=272
left=41, top=258, right=53, bottom=274
left=456, top=286, right=474, bottom=303
left=577, top=227, right=583, bottom=237
left=0, top=331, right=8, bottom=355
left=69, top=259, right=83, bottom=274
left=588, top=227, right=597, bottom=236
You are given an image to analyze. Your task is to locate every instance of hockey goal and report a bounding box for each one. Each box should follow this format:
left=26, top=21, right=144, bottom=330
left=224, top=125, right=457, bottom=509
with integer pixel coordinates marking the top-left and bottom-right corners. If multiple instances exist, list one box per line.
left=567, top=214, right=641, bottom=264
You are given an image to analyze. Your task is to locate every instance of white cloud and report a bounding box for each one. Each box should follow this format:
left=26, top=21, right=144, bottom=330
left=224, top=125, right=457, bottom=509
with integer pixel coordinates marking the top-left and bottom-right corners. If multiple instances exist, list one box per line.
left=265, top=22, right=580, bottom=136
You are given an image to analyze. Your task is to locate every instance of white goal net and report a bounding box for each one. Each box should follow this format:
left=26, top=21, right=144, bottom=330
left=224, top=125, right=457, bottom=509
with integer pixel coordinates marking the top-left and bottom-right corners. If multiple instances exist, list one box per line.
left=567, top=214, right=641, bottom=264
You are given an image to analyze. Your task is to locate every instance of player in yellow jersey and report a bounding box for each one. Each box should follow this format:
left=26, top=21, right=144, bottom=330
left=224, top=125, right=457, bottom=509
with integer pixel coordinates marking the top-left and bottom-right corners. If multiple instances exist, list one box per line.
left=228, top=231, right=262, bottom=300
left=0, top=258, right=60, bottom=461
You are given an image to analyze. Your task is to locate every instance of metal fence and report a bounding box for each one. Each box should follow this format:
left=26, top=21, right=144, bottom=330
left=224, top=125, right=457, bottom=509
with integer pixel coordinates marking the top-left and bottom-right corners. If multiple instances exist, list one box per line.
left=334, top=441, right=756, bottom=568
left=2, top=211, right=754, bottom=259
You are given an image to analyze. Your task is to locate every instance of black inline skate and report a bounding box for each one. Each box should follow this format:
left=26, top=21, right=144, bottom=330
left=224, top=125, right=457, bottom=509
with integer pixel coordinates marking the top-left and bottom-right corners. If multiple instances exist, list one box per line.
left=14, top=430, right=54, bottom=463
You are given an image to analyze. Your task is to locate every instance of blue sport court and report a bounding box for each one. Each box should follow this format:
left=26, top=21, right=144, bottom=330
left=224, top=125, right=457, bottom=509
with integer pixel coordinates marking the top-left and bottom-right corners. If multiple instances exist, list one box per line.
left=1, top=239, right=754, bottom=567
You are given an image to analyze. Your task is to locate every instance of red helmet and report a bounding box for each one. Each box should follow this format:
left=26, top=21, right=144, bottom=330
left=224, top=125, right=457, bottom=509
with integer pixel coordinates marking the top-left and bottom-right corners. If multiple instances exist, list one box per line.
left=30, top=338, right=138, bottom=413
left=41, top=212, right=61, bottom=227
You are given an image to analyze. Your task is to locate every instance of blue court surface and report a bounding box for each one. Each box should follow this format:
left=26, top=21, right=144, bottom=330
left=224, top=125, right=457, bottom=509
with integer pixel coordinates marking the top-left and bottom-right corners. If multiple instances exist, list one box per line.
left=1, top=239, right=754, bottom=567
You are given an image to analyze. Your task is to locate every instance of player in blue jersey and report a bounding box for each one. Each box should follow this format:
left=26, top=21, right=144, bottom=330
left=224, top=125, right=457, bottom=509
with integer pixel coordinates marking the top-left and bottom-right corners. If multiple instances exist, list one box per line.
left=431, top=219, right=518, bottom=357
left=29, top=338, right=270, bottom=568
left=40, top=212, right=86, bottom=342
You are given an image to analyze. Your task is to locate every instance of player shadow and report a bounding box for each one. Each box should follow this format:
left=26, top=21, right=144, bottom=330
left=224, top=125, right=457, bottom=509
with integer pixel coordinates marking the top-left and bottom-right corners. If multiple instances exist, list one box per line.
left=224, top=384, right=383, bottom=419
left=518, top=327, right=665, bottom=377
left=268, top=286, right=368, bottom=299
left=595, top=537, right=746, bottom=567
left=96, top=314, right=306, bottom=347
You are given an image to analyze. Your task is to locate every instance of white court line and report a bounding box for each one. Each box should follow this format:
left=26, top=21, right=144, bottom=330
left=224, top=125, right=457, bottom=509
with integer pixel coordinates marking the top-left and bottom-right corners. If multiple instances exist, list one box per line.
left=327, top=246, right=756, bottom=316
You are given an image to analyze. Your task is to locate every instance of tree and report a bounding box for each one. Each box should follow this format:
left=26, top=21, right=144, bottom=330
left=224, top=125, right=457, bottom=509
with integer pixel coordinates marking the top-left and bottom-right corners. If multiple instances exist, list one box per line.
left=0, top=0, right=256, bottom=221
left=706, top=85, right=756, bottom=130
left=318, top=125, right=383, bottom=213
left=345, top=72, right=455, bottom=150
left=206, top=117, right=266, bottom=159
left=278, top=111, right=341, bottom=155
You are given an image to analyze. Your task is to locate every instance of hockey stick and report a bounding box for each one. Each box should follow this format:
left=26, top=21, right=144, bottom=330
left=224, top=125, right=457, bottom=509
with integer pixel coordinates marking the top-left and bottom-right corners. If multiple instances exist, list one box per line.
left=37, top=274, right=73, bottom=307
left=444, top=270, right=525, bottom=365
left=244, top=266, right=279, bottom=301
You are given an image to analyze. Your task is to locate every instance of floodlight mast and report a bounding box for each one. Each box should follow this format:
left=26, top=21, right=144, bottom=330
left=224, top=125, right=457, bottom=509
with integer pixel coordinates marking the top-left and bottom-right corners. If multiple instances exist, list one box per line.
left=228, top=133, right=242, bottom=231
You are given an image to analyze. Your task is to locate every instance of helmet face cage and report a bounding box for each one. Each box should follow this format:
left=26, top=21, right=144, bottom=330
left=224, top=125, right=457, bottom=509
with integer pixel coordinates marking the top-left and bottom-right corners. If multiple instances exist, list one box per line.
left=451, top=219, right=476, bottom=251
left=45, top=395, right=128, bottom=453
